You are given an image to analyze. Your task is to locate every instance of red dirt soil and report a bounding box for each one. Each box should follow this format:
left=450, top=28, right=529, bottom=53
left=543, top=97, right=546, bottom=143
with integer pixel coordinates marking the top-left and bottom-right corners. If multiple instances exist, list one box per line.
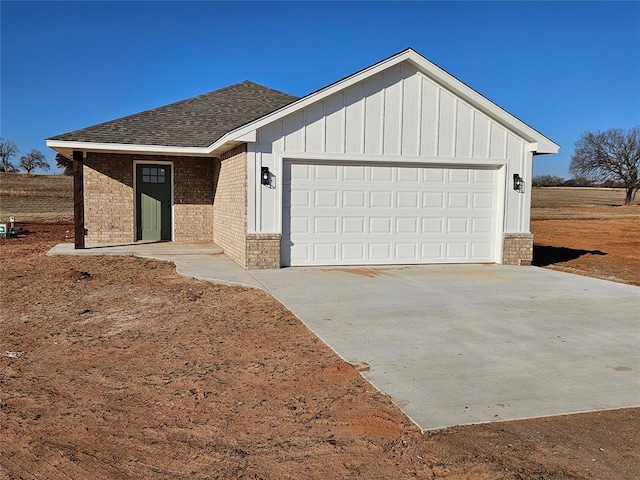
left=1, top=223, right=638, bottom=479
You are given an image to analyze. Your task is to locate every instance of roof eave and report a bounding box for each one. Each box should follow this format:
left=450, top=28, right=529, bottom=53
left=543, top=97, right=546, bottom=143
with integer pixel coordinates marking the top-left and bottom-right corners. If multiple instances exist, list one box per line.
left=46, top=139, right=215, bottom=158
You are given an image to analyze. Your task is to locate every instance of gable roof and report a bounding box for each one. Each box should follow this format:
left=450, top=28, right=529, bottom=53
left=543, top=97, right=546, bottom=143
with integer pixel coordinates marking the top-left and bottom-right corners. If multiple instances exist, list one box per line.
left=47, top=48, right=558, bottom=157
left=48, top=81, right=298, bottom=148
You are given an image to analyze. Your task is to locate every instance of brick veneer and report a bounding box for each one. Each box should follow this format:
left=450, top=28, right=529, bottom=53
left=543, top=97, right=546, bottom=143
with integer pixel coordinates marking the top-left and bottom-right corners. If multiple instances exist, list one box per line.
left=213, top=145, right=248, bottom=266
left=245, top=233, right=281, bottom=269
left=211, top=145, right=282, bottom=269
left=84, top=153, right=134, bottom=243
left=83, top=153, right=214, bottom=244
left=502, top=233, right=533, bottom=266
left=173, top=158, right=214, bottom=242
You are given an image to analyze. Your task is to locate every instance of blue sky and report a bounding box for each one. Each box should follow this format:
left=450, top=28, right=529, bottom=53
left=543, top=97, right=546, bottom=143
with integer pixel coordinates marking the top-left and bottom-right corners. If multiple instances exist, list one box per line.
left=1, top=1, right=639, bottom=176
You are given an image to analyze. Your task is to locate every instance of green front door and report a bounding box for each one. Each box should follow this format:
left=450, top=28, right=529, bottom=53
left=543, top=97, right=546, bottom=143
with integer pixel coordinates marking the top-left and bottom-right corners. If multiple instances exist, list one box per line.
left=136, top=164, right=172, bottom=241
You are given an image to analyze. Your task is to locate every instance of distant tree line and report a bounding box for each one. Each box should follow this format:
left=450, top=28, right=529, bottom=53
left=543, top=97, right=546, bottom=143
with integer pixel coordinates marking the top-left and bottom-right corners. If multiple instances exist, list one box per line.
left=532, top=175, right=626, bottom=188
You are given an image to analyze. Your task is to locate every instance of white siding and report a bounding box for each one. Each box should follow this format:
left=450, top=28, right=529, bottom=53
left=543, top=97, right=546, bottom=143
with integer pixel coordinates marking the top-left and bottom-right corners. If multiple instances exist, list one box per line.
left=250, top=61, right=530, bottom=235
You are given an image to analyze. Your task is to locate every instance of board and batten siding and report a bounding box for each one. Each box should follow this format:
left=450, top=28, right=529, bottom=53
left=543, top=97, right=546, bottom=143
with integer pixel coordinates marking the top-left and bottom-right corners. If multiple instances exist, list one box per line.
left=248, top=61, right=531, bottom=235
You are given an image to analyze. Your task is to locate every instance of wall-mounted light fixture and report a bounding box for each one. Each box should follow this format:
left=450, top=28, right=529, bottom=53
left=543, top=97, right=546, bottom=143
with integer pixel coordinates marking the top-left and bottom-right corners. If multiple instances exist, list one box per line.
left=261, top=167, right=270, bottom=186
left=513, top=173, right=524, bottom=192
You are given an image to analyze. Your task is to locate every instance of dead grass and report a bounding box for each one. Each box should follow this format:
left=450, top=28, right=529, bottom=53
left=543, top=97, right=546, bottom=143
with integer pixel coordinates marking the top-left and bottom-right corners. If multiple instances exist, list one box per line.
left=0, top=172, right=73, bottom=222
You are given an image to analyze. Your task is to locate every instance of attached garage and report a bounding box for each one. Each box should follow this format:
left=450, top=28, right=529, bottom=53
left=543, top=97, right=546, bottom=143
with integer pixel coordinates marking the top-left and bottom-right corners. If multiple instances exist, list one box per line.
left=47, top=48, right=558, bottom=269
left=282, top=162, right=500, bottom=266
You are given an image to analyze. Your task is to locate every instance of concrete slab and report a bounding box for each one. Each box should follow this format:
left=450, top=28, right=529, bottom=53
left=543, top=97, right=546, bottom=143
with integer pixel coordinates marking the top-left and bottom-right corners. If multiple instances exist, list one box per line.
left=250, top=265, right=640, bottom=430
left=47, top=243, right=265, bottom=289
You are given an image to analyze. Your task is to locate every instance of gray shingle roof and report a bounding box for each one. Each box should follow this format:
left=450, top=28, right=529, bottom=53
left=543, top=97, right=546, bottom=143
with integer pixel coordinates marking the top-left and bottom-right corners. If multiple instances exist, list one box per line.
left=48, top=81, right=298, bottom=148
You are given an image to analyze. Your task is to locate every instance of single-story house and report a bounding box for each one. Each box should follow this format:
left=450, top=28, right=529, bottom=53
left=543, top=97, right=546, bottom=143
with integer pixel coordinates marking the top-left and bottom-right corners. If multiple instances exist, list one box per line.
left=47, top=48, right=558, bottom=269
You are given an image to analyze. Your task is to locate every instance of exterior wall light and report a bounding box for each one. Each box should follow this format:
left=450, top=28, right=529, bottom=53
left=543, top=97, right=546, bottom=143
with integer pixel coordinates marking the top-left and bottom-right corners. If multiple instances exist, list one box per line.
left=261, top=166, right=270, bottom=185
left=513, top=173, right=524, bottom=192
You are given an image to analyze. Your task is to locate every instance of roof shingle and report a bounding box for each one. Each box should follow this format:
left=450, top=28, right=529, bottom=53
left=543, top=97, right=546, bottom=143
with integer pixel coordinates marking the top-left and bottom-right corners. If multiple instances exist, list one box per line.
left=48, top=81, right=298, bottom=147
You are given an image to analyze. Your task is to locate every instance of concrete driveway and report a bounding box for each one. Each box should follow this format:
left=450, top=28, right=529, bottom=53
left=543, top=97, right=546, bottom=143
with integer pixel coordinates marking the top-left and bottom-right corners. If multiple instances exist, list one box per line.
left=250, top=265, right=640, bottom=430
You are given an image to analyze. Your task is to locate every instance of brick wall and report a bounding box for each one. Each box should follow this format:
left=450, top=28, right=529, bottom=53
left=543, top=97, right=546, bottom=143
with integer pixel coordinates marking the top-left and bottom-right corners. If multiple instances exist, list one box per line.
left=246, top=233, right=281, bottom=269
left=84, top=153, right=215, bottom=244
left=173, top=158, right=214, bottom=242
left=503, top=233, right=533, bottom=266
left=84, top=153, right=134, bottom=243
left=213, top=145, right=248, bottom=266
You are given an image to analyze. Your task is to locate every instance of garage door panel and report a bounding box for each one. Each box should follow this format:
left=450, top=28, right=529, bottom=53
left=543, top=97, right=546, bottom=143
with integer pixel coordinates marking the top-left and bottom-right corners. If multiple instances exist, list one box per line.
left=422, top=217, right=444, bottom=233
left=397, top=191, right=419, bottom=207
left=371, top=166, right=393, bottom=182
left=316, top=165, right=339, bottom=180
left=446, top=243, right=468, bottom=258
left=424, top=168, right=445, bottom=183
left=343, top=165, right=366, bottom=181
left=396, top=217, right=419, bottom=234
left=314, top=190, right=338, bottom=207
left=314, top=217, right=338, bottom=234
left=420, top=242, right=443, bottom=259
left=290, top=189, right=311, bottom=207
left=472, top=217, right=493, bottom=233
left=283, top=162, right=498, bottom=266
left=290, top=216, right=310, bottom=234
left=314, top=243, right=338, bottom=261
left=370, top=191, right=393, bottom=208
left=398, top=167, right=420, bottom=182
left=423, top=192, right=445, bottom=208
left=447, top=192, right=470, bottom=208
left=370, top=243, right=392, bottom=259
left=342, top=217, right=366, bottom=234
left=448, top=169, right=470, bottom=183
left=447, top=218, right=468, bottom=234
left=288, top=163, right=310, bottom=181
left=474, top=169, right=495, bottom=184
left=342, top=243, right=366, bottom=261
left=396, top=243, right=418, bottom=259
left=471, top=242, right=493, bottom=259
left=472, top=192, right=494, bottom=208
left=343, top=190, right=366, bottom=207
left=370, top=217, right=393, bottom=234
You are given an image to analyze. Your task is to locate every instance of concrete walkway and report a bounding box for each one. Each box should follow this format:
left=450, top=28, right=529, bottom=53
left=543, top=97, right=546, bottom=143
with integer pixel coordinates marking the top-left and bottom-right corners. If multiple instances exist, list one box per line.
left=49, top=243, right=640, bottom=430
left=47, top=242, right=264, bottom=288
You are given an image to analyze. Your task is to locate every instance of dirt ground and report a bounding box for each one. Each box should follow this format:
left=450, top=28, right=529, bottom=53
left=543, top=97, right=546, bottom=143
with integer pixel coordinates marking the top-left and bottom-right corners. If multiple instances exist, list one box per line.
left=1, top=221, right=638, bottom=480
left=531, top=187, right=640, bottom=286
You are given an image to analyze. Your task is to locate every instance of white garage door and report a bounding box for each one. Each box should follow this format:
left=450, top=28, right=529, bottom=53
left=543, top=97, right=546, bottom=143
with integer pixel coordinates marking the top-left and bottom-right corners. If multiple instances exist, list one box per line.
left=282, top=162, right=499, bottom=266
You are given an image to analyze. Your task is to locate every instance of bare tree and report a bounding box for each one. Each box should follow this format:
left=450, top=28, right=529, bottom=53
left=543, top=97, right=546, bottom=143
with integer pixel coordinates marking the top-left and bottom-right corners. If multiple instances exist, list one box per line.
left=18, top=149, right=50, bottom=174
left=55, top=153, right=73, bottom=175
left=570, top=126, right=640, bottom=204
left=0, top=137, right=19, bottom=172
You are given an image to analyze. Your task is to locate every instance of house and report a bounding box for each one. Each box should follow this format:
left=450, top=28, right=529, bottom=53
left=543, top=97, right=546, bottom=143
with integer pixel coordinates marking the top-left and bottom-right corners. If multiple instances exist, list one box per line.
left=46, top=48, right=558, bottom=269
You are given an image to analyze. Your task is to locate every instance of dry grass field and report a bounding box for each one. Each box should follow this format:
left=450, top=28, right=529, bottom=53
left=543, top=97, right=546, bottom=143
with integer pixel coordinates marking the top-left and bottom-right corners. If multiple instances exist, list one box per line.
left=1, top=177, right=638, bottom=479
left=0, top=172, right=72, bottom=222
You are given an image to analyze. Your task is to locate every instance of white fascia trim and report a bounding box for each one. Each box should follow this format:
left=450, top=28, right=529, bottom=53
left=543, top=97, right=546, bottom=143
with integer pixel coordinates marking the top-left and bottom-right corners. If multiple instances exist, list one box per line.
left=46, top=140, right=214, bottom=157
left=210, top=49, right=559, bottom=155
